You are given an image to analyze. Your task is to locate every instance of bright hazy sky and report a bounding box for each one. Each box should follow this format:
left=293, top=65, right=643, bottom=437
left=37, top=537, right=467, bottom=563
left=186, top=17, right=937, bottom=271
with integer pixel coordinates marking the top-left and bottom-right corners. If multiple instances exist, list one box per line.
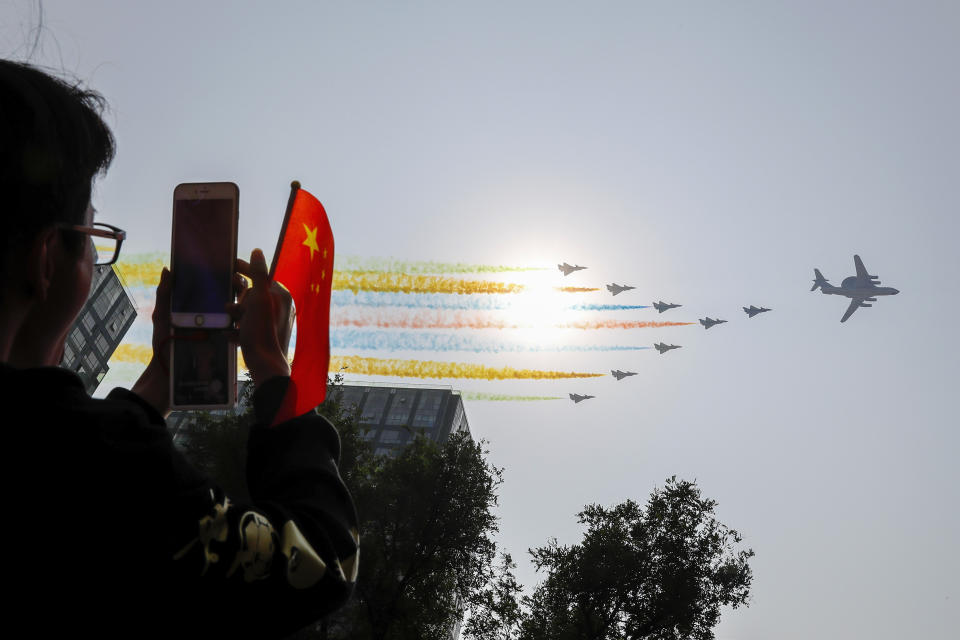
left=3, top=2, right=958, bottom=638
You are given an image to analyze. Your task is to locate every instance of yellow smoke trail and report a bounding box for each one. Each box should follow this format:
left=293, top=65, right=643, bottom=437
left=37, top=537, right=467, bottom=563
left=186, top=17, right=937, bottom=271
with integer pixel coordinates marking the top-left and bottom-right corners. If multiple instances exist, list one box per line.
left=110, top=346, right=602, bottom=380
left=331, top=310, right=694, bottom=330
left=555, top=286, right=600, bottom=293
left=112, top=343, right=154, bottom=365
left=460, top=392, right=564, bottom=401
left=330, top=355, right=602, bottom=380
left=333, top=272, right=524, bottom=295
left=112, top=262, right=525, bottom=295
left=115, top=258, right=167, bottom=288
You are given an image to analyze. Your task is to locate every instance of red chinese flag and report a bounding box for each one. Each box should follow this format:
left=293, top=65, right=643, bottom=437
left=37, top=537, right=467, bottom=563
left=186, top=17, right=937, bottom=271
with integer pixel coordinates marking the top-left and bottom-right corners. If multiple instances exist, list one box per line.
left=270, top=184, right=334, bottom=425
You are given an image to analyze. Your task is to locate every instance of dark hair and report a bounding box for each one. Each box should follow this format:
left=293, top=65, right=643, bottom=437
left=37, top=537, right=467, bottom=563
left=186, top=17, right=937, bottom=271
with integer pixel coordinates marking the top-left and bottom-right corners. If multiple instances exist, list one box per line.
left=0, top=59, right=115, bottom=260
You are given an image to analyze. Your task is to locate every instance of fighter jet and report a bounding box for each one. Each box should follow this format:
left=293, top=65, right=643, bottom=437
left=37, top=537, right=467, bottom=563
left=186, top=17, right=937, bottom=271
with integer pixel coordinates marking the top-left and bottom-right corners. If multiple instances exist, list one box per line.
left=569, top=393, right=595, bottom=403
left=558, top=262, right=587, bottom=276
left=654, top=342, right=681, bottom=354
left=653, top=301, right=681, bottom=313
left=811, top=254, right=899, bottom=323
left=606, top=283, right=636, bottom=296
left=611, top=370, right=637, bottom=381
left=699, top=317, right=727, bottom=329
left=743, top=305, right=771, bottom=318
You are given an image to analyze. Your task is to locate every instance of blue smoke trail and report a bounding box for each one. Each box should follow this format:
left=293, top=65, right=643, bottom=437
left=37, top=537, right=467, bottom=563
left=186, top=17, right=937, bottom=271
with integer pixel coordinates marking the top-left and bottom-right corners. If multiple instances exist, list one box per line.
left=568, top=304, right=650, bottom=311
left=332, top=291, right=650, bottom=312
left=332, top=291, right=514, bottom=310
left=330, top=329, right=652, bottom=353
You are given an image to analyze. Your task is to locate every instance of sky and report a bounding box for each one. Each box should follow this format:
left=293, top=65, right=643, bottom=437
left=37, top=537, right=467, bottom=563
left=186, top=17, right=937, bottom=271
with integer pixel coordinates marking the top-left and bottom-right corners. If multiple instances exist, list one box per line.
left=3, top=1, right=959, bottom=638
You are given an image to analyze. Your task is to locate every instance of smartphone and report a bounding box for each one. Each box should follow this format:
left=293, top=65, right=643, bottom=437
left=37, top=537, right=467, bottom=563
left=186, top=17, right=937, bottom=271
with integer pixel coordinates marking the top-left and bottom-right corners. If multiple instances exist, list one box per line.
left=170, top=182, right=239, bottom=328
left=170, top=328, right=236, bottom=410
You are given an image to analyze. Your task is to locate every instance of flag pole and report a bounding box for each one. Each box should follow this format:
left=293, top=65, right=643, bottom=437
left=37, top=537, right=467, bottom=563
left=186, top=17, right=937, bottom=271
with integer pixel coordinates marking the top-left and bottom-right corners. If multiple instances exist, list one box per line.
left=269, top=180, right=301, bottom=278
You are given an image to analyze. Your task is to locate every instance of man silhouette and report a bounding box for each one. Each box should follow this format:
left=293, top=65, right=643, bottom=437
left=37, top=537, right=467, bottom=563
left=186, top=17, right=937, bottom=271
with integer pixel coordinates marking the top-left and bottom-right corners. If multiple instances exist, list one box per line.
left=0, top=60, right=358, bottom=638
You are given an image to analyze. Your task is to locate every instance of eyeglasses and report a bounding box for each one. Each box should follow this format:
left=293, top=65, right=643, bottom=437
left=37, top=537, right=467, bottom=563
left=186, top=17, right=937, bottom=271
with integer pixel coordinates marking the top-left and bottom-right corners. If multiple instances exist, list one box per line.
left=58, top=222, right=126, bottom=266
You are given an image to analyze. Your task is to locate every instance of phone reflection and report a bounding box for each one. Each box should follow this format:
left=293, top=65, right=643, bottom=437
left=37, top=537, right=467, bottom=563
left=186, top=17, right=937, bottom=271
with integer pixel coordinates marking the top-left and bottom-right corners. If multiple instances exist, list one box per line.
left=172, top=329, right=231, bottom=407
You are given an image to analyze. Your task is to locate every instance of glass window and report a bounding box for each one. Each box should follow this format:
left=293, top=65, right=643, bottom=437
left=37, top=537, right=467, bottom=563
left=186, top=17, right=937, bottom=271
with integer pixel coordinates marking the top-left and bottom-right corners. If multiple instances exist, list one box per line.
left=412, top=391, right=443, bottom=428
left=82, top=312, right=96, bottom=332
left=71, top=327, right=84, bottom=346
left=361, top=389, right=390, bottom=424
left=385, top=390, right=416, bottom=425
left=380, top=429, right=401, bottom=444
left=85, top=351, right=99, bottom=371
left=340, top=387, right=365, bottom=415
left=95, top=333, right=110, bottom=356
left=92, top=277, right=123, bottom=319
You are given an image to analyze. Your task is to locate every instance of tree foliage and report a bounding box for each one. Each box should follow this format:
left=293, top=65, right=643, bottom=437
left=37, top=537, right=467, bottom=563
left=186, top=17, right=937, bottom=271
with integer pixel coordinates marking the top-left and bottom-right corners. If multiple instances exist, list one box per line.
left=326, top=427, right=503, bottom=640
left=519, top=476, right=753, bottom=640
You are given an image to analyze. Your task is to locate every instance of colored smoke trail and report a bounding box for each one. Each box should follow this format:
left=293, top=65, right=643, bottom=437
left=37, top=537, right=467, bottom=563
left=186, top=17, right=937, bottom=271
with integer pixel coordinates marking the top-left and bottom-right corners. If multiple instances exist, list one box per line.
left=460, top=392, right=563, bottom=402
left=112, top=343, right=153, bottom=365
left=334, top=255, right=545, bottom=274
left=334, top=272, right=524, bottom=295
left=115, top=254, right=167, bottom=288
left=114, top=253, right=533, bottom=292
left=332, top=291, right=518, bottom=311
left=331, top=310, right=694, bottom=330
left=564, top=320, right=695, bottom=329
left=570, top=304, right=650, bottom=311
left=111, top=346, right=605, bottom=380
left=331, top=329, right=651, bottom=352
left=555, top=286, right=600, bottom=293
left=331, top=292, right=652, bottom=312
left=330, top=355, right=604, bottom=380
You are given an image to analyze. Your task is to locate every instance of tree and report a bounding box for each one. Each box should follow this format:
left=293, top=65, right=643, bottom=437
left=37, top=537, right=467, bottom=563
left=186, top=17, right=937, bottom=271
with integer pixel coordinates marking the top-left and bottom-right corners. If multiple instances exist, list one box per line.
left=324, top=428, right=503, bottom=640
left=462, top=552, right=525, bottom=640
left=519, top=476, right=754, bottom=640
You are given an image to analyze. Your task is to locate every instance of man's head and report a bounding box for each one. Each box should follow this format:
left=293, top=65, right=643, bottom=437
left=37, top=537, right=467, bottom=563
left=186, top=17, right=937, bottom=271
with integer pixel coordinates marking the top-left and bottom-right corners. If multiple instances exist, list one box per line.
left=0, top=60, right=115, bottom=366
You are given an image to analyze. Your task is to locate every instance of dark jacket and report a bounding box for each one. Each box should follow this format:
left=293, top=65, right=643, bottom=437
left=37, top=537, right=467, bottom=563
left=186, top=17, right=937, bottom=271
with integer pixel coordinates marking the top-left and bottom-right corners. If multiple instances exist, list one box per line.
left=2, top=363, right=358, bottom=638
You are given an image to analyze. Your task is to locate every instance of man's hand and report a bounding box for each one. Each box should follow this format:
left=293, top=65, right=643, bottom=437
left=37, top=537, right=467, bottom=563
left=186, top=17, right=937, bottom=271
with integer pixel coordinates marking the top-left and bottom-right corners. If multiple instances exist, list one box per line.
left=131, top=267, right=172, bottom=417
left=227, top=249, right=293, bottom=389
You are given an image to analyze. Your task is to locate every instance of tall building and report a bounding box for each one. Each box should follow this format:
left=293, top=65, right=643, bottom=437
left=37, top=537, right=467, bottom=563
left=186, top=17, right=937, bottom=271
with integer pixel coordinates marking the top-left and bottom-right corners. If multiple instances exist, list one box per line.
left=338, top=382, right=471, bottom=456
left=60, top=263, right=137, bottom=394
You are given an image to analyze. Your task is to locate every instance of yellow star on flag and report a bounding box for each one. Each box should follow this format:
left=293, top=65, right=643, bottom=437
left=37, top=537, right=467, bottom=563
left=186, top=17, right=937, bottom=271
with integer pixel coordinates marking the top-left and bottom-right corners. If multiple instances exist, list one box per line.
left=302, top=224, right=321, bottom=260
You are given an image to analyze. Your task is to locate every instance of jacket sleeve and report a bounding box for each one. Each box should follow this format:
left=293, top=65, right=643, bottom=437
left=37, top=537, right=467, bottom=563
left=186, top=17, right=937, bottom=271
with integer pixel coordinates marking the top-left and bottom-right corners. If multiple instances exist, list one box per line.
left=108, top=377, right=359, bottom=637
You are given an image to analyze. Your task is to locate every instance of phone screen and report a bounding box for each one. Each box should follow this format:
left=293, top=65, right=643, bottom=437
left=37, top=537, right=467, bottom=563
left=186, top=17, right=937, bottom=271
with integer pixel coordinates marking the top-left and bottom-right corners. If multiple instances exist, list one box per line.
left=172, top=329, right=232, bottom=407
left=172, top=198, right=234, bottom=314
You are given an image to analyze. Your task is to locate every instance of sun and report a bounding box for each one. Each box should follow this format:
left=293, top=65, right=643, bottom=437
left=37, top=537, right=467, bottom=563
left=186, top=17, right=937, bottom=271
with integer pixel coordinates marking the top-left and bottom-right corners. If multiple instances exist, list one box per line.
left=498, top=273, right=587, bottom=346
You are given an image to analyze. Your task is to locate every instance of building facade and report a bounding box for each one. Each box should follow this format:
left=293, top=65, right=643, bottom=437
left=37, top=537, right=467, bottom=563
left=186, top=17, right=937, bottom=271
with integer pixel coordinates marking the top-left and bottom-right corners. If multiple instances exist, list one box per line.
left=337, top=382, right=471, bottom=456
left=59, top=263, right=137, bottom=394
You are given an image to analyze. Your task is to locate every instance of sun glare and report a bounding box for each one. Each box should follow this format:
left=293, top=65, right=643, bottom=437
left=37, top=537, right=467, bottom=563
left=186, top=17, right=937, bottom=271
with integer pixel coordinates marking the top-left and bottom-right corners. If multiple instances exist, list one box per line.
left=499, top=273, right=587, bottom=346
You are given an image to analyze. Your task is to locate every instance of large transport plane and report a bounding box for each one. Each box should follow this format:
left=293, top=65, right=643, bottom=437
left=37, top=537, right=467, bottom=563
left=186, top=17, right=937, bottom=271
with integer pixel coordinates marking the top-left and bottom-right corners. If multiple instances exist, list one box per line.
left=811, top=255, right=899, bottom=322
